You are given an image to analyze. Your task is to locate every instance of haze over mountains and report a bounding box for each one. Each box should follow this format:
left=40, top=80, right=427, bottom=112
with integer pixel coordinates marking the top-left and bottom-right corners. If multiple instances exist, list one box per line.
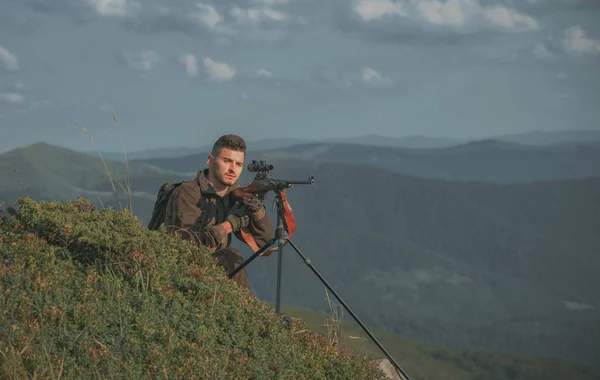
left=86, top=129, right=600, bottom=161
left=138, top=137, right=600, bottom=184
left=2, top=130, right=599, bottom=369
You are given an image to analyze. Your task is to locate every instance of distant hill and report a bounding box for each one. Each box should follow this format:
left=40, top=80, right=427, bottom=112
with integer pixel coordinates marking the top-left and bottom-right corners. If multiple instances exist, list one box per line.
left=137, top=139, right=600, bottom=183
left=282, top=305, right=600, bottom=380
left=1, top=142, right=599, bottom=366
left=494, top=129, right=600, bottom=146
left=0, top=142, right=187, bottom=218
left=79, top=128, right=600, bottom=161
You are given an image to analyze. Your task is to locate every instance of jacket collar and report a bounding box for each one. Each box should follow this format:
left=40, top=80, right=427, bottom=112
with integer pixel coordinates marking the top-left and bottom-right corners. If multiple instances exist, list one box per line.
left=194, top=168, right=240, bottom=196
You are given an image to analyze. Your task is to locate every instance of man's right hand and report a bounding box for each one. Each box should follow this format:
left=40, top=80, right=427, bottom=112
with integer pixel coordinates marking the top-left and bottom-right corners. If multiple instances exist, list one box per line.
left=226, top=212, right=250, bottom=232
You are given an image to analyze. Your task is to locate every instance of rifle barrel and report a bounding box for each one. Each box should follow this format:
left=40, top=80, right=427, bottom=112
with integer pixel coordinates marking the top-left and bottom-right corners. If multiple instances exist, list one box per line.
left=272, top=176, right=315, bottom=185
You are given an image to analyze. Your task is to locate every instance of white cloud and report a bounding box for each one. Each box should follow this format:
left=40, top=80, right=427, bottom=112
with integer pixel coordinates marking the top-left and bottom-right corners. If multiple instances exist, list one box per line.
left=230, top=6, right=288, bottom=26
left=203, top=58, right=236, bottom=82
left=86, top=0, right=140, bottom=16
left=179, top=53, right=198, bottom=77
left=0, top=93, right=24, bottom=104
left=191, top=4, right=222, bottom=29
left=120, top=49, right=160, bottom=73
left=353, top=0, right=539, bottom=32
left=415, top=0, right=471, bottom=27
left=533, top=26, right=600, bottom=61
left=354, top=0, right=406, bottom=21
left=562, top=26, right=600, bottom=55
left=256, top=68, right=272, bottom=78
left=483, top=5, right=539, bottom=31
left=360, top=67, right=393, bottom=86
left=0, top=45, right=19, bottom=71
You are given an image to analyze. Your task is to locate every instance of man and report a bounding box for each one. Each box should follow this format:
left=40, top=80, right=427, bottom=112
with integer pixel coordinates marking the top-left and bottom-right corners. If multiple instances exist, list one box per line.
left=163, top=134, right=273, bottom=294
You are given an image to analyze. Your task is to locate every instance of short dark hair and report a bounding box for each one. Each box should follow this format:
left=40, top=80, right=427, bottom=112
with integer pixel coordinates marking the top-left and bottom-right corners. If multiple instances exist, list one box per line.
left=211, top=134, right=247, bottom=156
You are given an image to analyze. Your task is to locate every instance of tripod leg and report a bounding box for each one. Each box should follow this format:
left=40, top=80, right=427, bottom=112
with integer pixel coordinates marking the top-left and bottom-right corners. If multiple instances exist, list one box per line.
left=275, top=237, right=284, bottom=314
left=228, top=237, right=276, bottom=279
left=284, top=238, right=412, bottom=380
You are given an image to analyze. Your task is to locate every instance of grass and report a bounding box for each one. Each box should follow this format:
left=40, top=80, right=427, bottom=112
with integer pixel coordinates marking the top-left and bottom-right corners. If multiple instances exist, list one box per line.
left=0, top=196, right=388, bottom=379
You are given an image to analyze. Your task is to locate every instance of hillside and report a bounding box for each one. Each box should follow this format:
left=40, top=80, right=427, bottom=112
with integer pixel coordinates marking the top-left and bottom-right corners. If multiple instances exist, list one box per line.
left=0, top=197, right=388, bottom=379
left=0, top=142, right=185, bottom=217
left=1, top=143, right=599, bottom=366
left=136, top=139, right=600, bottom=183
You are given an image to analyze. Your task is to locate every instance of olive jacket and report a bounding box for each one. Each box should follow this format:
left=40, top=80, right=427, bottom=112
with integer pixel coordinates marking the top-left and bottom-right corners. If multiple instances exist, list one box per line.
left=164, top=169, right=273, bottom=253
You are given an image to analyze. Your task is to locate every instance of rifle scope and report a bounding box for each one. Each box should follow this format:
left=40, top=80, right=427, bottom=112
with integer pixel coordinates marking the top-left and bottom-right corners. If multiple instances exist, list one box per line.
left=247, top=160, right=274, bottom=173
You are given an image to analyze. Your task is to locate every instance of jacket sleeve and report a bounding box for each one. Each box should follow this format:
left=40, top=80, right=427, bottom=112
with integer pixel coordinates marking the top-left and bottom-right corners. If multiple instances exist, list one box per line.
left=241, top=203, right=274, bottom=249
left=165, top=182, right=229, bottom=252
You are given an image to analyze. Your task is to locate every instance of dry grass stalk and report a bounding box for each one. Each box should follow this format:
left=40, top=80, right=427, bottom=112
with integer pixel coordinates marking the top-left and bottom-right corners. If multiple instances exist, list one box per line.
left=72, top=113, right=132, bottom=215
left=323, top=288, right=344, bottom=348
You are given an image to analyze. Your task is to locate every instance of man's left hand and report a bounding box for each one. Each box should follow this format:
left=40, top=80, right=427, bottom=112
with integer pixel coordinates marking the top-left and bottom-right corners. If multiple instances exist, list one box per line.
left=242, top=193, right=263, bottom=213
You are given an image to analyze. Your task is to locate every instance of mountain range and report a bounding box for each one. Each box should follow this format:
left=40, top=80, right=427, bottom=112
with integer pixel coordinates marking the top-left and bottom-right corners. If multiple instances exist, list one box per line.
left=85, top=128, right=600, bottom=161
left=137, top=138, right=600, bottom=184
left=1, top=140, right=599, bottom=367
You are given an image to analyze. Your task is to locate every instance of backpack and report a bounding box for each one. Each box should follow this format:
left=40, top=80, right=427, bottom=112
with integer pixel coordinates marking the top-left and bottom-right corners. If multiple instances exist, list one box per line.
left=147, top=181, right=184, bottom=230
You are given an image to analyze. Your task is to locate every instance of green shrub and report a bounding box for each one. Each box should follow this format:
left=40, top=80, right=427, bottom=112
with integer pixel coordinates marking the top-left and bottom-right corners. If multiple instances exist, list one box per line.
left=0, top=197, right=387, bottom=379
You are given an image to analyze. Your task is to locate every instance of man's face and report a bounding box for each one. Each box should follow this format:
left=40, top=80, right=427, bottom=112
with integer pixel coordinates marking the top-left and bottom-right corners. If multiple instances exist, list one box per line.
left=207, top=148, right=245, bottom=187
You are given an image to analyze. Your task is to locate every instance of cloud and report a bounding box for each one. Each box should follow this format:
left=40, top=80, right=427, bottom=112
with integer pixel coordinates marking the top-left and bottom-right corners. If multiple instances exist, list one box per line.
left=18, top=0, right=140, bottom=22
left=359, top=67, right=393, bottom=86
left=256, top=68, right=272, bottom=78
left=0, top=82, right=27, bottom=106
left=19, top=0, right=303, bottom=46
left=188, top=3, right=235, bottom=36
left=85, top=0, right=140, bottom=17
left=354, top=0, right=405, bottom=21
left=105, top=1, right=296, bottom=45
left=0, top=45, right=20, bottom=71
left=562, top=26, right=600, bottom=55
left=337, top=0, right=540, bottom=45
left=179, top=53, right=198, bottom=77
left=230, top=6, right=288, bottom=25
left=203, top=57, right=236, bottom=82
left=501, top=0, right=600, bottom=14
left=117, top=49, right=160, bottom=73
left=0, top=93, right=24, bottom=105
left=532, top=26, right=600, bottom=60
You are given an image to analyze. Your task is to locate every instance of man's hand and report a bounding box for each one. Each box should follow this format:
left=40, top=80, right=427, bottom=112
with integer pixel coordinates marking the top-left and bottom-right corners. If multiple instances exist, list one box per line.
left=226, top=208, right=250, bottom=232
left=242, top=193, right=264, bottom=214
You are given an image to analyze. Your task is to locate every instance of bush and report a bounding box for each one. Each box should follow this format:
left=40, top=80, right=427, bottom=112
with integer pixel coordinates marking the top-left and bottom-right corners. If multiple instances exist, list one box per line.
left=0, top=197, right=387, bottom=379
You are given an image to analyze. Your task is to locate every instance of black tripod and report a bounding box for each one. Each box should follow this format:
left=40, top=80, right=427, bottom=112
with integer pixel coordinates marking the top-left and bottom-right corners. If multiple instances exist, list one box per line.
left=229, top=181, right=412, bottom=380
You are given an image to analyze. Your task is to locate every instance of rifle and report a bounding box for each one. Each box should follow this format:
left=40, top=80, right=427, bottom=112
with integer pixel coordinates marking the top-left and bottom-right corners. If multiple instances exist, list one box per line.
left=231, top=160, right=314, bottom=202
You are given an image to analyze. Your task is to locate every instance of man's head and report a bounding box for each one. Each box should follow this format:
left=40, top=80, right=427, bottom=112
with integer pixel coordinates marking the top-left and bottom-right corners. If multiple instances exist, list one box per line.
left=206, top=134, right=247, bottom=188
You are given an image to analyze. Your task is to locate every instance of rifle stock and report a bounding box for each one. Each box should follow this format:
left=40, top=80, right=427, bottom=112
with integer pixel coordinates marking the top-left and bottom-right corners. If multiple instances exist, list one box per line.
left=232, top=176, right=314, bottom=202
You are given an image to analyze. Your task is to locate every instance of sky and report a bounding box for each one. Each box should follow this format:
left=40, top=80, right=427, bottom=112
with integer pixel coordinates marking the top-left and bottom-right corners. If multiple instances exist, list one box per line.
left=0, top=0, right=599, bottom=153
